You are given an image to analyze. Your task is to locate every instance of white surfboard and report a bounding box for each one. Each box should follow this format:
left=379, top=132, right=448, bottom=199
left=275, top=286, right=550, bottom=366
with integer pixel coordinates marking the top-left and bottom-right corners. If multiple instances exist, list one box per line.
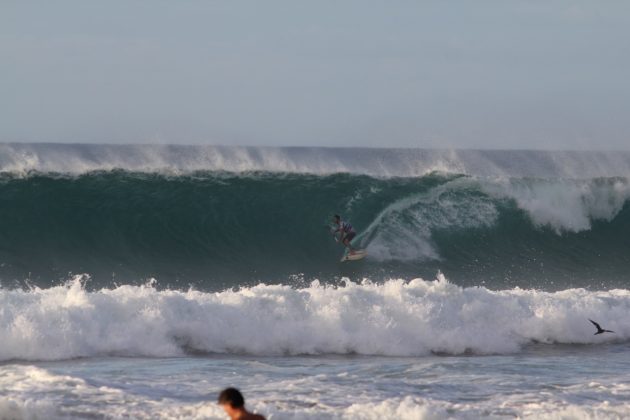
left=340, top=249, right=367, bottom=262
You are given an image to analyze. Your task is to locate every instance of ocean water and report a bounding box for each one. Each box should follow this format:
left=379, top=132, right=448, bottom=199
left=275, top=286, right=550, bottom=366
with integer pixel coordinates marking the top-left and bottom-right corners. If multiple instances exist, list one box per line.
left=1, top=144, right=630, bottom=419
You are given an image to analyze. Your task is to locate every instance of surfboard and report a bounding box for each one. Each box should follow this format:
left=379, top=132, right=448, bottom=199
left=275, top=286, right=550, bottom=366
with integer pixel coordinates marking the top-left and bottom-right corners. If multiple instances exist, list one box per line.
left=340, top=249, right=367, bottom=262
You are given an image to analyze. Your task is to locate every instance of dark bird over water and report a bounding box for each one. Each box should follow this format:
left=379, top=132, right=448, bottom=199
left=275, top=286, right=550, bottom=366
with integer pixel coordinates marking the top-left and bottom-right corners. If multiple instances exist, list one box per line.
left=589, top=319, right=615, bottom=335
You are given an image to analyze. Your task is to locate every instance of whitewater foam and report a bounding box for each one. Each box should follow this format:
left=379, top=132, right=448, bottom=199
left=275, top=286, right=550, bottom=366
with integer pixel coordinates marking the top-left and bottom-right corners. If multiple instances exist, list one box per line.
left=360, top=177, right=499, bottom=261
left=0, top=275, right=627, bottom=362
left=481, top=177, right=630, bottom=233
left=2, top=360, right=629, bottom=420
left=356, top=175, right=630, bottom=264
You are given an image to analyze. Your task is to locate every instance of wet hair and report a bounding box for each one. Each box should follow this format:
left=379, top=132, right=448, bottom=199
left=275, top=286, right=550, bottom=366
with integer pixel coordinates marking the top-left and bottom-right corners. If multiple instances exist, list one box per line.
left=218, top=387, right=245, bottom=408
left=334, top=214, right=341, bottom=221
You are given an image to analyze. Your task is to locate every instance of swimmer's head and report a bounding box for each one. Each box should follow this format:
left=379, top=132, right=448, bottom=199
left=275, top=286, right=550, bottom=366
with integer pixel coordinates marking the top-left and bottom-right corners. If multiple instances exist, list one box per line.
left=218, top=387, right=244, bottom=417
left=218, top=387, right=265, bottom=420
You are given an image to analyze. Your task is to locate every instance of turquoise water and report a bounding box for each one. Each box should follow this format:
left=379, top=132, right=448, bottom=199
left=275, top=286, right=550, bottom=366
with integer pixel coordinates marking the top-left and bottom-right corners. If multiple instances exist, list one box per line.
left=1, top=171, right=629, bottom=290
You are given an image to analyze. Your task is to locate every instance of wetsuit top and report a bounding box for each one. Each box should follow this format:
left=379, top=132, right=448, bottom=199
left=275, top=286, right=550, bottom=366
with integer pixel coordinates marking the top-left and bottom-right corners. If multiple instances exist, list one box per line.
left=340, top=221, right=355, bottom=234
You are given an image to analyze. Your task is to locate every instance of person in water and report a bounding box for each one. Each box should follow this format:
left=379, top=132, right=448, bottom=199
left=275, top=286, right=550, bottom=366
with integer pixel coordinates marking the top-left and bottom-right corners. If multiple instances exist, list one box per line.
left=218, top=388, right=266, bottom=420
left=333, top=214, right=357, bottom=254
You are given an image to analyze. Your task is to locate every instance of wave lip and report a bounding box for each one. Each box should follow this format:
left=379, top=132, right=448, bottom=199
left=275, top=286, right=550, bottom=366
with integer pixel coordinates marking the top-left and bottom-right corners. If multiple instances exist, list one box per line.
left=4, top=143, right=630, bottom=177
left=0, top=275, right=627, bottom=361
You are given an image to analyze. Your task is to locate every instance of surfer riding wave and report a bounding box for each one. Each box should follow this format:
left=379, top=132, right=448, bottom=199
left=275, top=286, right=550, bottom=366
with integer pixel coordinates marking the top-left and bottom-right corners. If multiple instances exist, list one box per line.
left=333, top=214, right=357, bottom=255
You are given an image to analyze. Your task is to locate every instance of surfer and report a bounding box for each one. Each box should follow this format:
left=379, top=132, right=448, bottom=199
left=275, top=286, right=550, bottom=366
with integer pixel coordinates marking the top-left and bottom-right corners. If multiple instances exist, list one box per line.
left=333, top=214, right=357, bottom=255
left=218, top=388, right=266, bottom=420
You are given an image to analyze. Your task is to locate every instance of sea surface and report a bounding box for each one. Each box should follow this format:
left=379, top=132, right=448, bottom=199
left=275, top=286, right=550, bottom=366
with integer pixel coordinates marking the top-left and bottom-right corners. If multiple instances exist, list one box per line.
left=1, top=144, right=629, bottom=419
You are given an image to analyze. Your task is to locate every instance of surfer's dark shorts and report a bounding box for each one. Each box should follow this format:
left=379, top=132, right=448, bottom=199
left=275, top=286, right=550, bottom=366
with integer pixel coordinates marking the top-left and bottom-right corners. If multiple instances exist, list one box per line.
left=344, top=232, right=356, bottom=242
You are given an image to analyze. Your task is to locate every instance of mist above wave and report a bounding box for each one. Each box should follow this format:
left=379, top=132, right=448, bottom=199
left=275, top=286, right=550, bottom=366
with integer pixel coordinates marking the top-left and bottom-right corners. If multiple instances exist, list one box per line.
left=3, top=143, right=630, bottom=178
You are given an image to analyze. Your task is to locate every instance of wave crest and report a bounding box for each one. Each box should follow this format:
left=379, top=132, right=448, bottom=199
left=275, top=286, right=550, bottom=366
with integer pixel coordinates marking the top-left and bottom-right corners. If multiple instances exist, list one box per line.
left=4, top=144, right=630, bottom=177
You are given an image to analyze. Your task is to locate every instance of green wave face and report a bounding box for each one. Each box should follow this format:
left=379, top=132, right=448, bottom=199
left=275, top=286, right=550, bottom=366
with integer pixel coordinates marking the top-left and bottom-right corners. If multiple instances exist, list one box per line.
left=1, top=171, right=629, bottom=291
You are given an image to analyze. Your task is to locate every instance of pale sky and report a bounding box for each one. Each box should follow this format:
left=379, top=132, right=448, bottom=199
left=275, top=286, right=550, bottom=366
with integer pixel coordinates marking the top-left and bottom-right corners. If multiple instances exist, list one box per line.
left=2, top=1, right=630, bottom=149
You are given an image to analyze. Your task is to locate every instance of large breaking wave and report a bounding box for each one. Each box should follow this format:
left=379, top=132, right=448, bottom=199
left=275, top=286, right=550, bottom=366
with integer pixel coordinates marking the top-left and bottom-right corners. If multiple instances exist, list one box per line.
left=1, top=144, right=630, bottom=289
left=1, top=145, right=630, bottom=367
left=1, top=170, right=629, bottom=289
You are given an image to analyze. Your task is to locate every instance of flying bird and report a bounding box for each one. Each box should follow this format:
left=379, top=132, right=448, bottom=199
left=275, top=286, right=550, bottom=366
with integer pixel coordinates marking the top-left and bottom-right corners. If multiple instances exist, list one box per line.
left=589, top=319, right=615, bottom=335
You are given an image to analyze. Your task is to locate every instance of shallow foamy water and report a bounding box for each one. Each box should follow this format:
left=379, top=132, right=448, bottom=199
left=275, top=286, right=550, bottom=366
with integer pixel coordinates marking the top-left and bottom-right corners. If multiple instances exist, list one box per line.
left=2, top=345, right=629, bottom=419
